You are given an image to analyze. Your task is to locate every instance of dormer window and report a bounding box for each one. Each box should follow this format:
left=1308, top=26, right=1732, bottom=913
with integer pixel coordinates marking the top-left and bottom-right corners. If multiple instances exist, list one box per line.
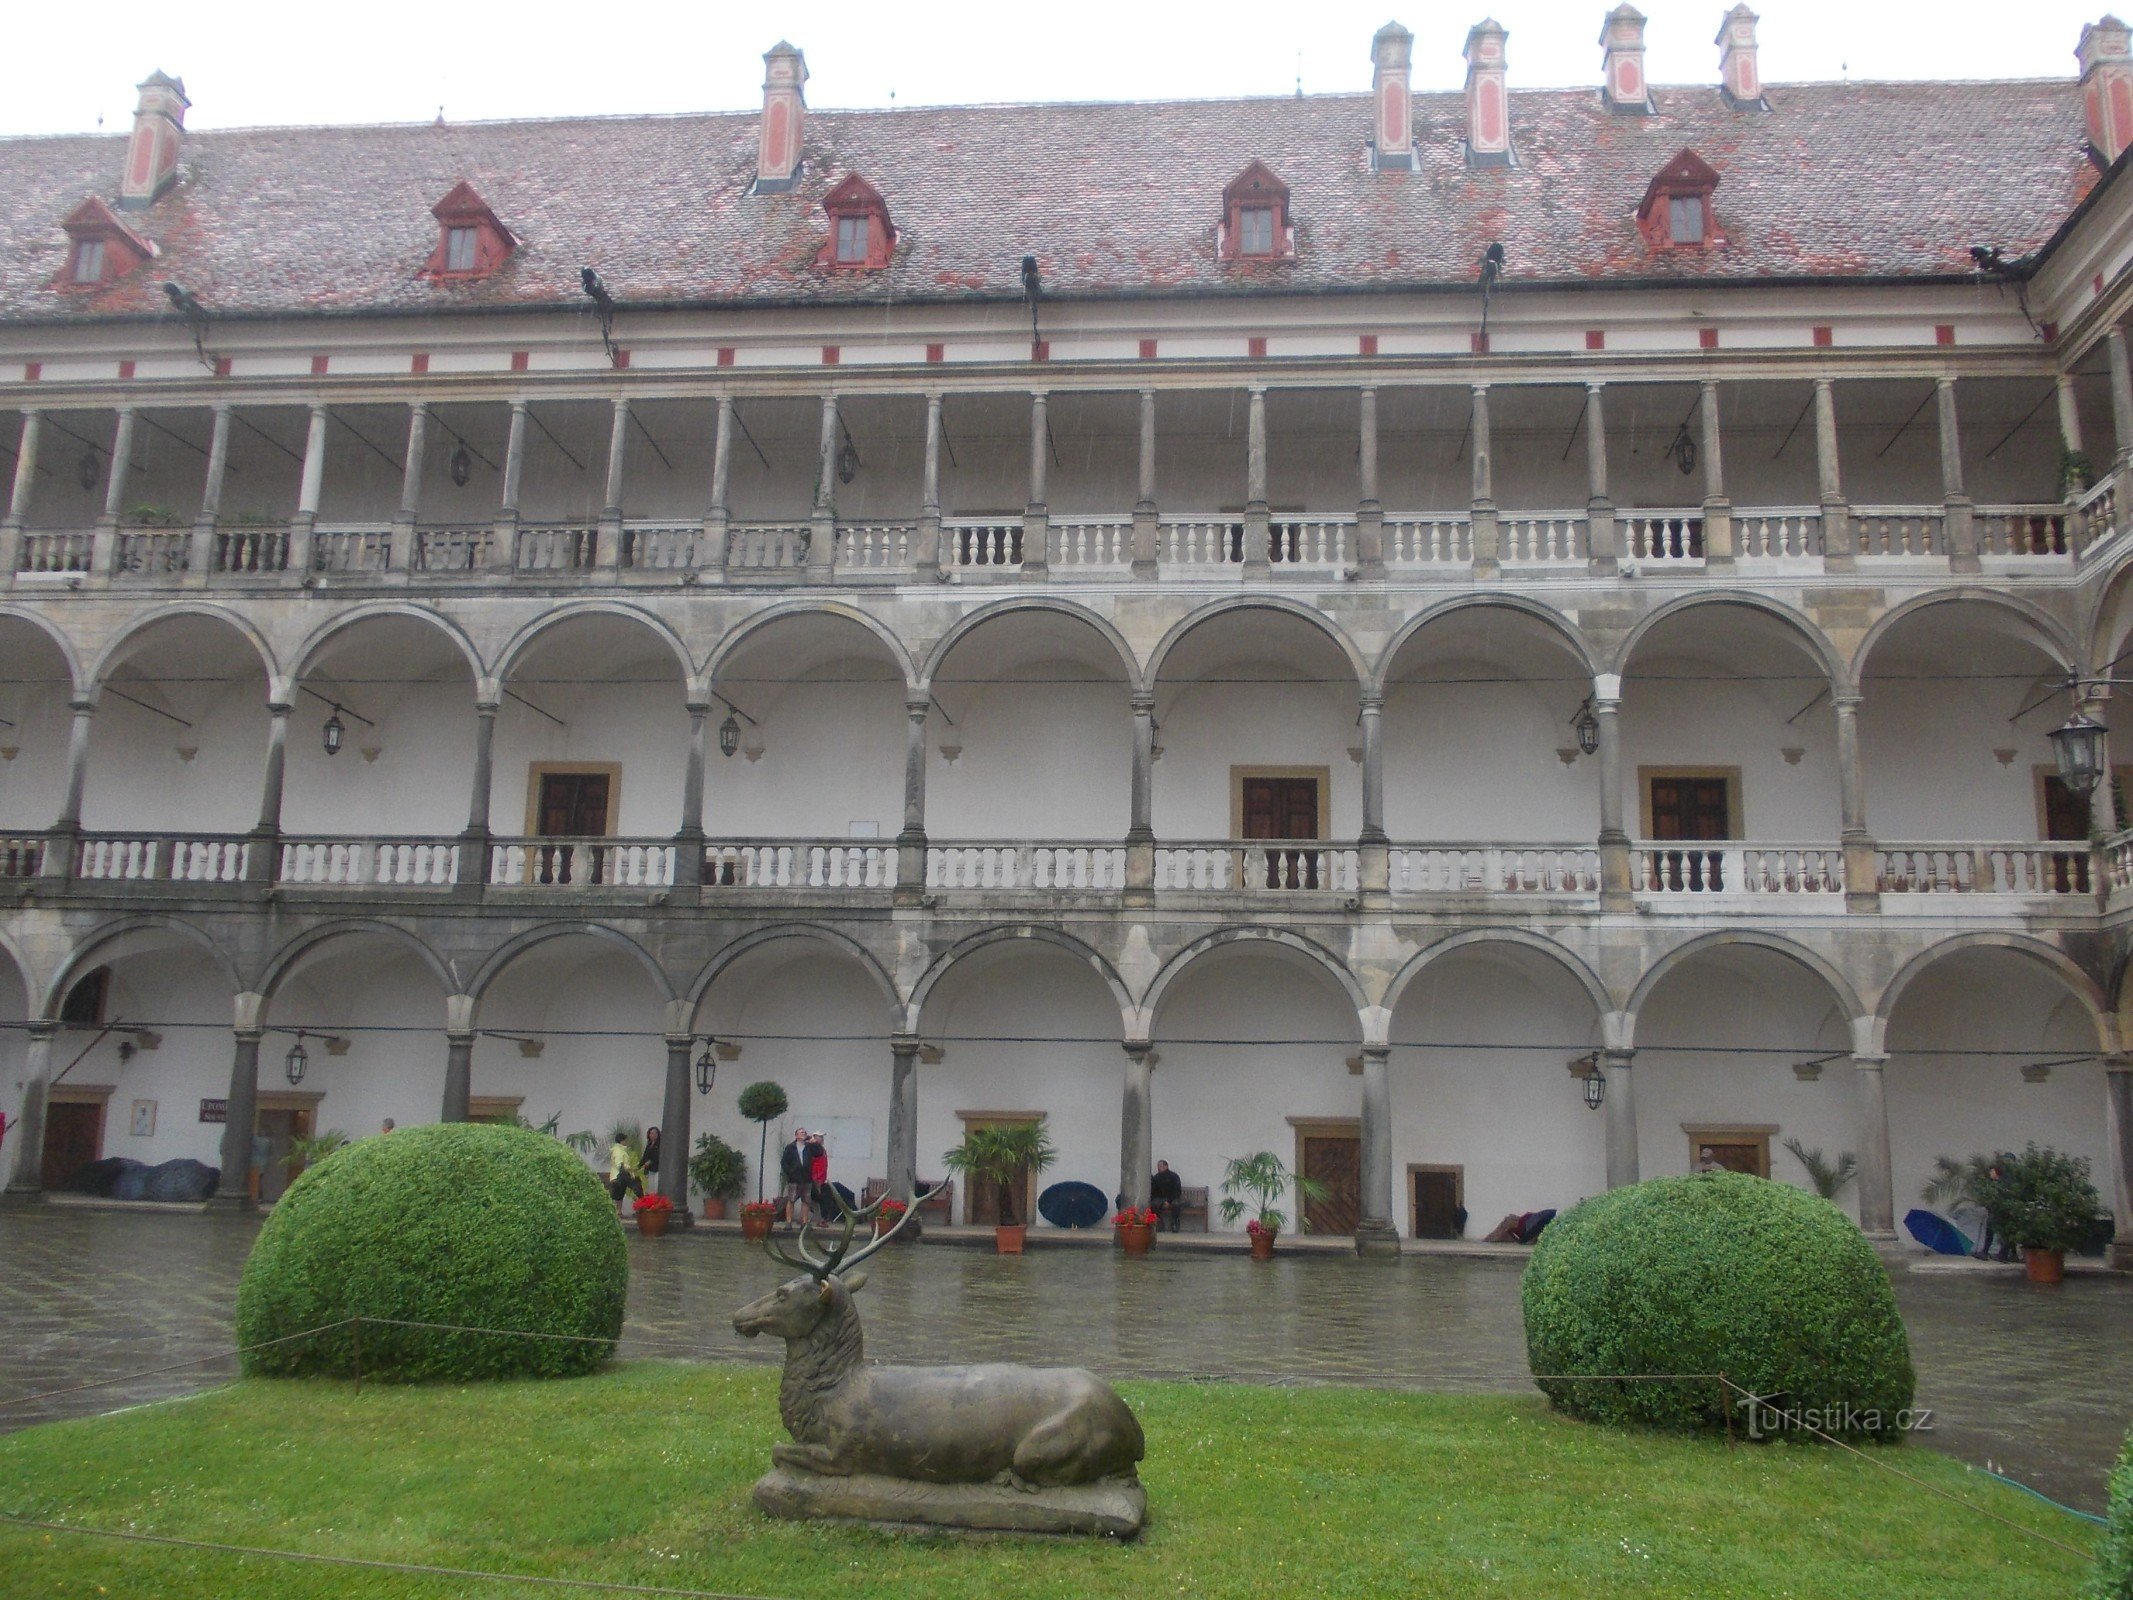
left=53, top=196, right=153, bottom=292
left=1636, top=149, right=1724, bottom=254
left=423, top=180, right=515, bottom=281
left=1219, top=161, right=1295, bottom=262
left=817, top=174, right=895, bottom=271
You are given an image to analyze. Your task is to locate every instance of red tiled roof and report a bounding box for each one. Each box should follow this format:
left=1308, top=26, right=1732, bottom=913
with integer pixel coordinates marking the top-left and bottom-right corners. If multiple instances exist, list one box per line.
left=0, top=78, right=2098, bottom=326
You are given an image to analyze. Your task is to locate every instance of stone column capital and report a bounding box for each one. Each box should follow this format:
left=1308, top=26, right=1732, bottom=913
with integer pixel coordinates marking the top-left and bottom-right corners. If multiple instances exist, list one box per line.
left=1851, top=1051, right=1889, bottom=1070
left=23, top=1019, right=58, bottom=1042
left=1833, top=690, right=1864, bottom=711
left=905, top=692, right=930, bottom=718
left=1359, top=1043, right=1391, bottom=1063
left=1358, top=689, right=1385, bottom=713
left=1130, top=689, right=1156, bottom=714
left=1600, top=1046, right=1635, bottom=1069
left=233, top=1026, right=265, bottom=1046
left=2105, top=1053, right=2133, bottom=1075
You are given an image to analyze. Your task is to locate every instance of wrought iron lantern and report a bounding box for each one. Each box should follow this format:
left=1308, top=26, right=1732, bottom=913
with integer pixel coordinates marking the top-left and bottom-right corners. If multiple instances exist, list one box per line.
left=2048, top=707, right=2108, bottom=799
left=695, top=1040, right=717, bottom=1095
left=718, top=711, right=741, bottom=759
left=449, top=440, right=472, bottom=487
left=284, top=1032, right=310, bottom=1087
left=1583, top=1067, right=1605, bottom=1110
left=322, top=707, right=346, bottom=756
left=1573, top=703, right=1600, bottom=757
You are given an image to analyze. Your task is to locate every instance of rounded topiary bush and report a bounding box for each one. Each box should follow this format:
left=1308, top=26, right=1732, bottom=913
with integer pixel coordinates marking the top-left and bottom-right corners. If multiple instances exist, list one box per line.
left=236, top=1121, right=626, bottom=1382
left=2094, top=1424, right=2133, bottom=1599
left=1521, top=1172, right=1914, bottom=1439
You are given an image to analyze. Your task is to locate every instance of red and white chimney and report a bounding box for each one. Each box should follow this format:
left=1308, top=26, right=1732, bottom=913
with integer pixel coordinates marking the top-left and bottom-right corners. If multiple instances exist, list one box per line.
left=1370, top=22, right=1415, bottom=171
left=1600, top=5, right=1652, bottom=114
left=1464, top=19, right=1512, bottom=168
left=755, top=41, right=808, bottom=194
left=1717, top=5, right=1767, bottom=110
left=119, top=71, right=188, bottom=211
left=2080, top=16, right=2133, bottom=166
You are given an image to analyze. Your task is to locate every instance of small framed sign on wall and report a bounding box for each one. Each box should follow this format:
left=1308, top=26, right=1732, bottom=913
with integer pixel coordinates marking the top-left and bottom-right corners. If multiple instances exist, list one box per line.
left=129, top=1099, right=157, bottom=1138
left=199, top=1099, right=228, bottom=1124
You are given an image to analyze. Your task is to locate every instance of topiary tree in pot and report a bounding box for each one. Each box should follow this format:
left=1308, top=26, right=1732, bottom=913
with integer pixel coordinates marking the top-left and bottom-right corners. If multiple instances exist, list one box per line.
left=1981, top=1143, right=2104, bottom=1283
left=736, top=1081, right=789, bottom=1202
left=1521, top=1172, right=1914, bottom=1439
left=689, top=1131, right=747, bottom=1220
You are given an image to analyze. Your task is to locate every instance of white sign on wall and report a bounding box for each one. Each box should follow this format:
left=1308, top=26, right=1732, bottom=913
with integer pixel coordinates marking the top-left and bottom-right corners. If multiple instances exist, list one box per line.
left=787, top=1116, right=874, bottom=1167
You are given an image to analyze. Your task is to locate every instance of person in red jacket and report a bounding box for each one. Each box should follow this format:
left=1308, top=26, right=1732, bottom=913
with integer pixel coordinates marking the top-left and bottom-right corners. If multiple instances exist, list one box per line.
left=804, top=1130, right=830, bottom=1222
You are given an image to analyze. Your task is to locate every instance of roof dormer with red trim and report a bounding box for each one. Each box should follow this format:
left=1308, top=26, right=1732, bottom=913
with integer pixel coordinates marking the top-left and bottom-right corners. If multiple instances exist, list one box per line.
left=423, top=180, right=516, bottom=281
left=55, top=196, right=155, bottom=291
left=815, top=174, right=895, bottom=270
left=1636, top=149, right=1725, bottom=253
left=1218, top=161, right=1296, bottom=262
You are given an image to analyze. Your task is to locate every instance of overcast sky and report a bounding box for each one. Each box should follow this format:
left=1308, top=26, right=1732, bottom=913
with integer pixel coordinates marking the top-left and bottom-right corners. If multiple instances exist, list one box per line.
left=0, top=0, right=2110, bottom=137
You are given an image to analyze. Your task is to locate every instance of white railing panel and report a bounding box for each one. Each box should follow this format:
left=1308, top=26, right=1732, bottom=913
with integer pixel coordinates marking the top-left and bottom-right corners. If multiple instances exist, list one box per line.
left=1620, top=510, right=1705, bottom=563
left=726, top=523, right=810, bottom=570
left=1877, top=843, right=2092, bottom=896
left=1269, top=517, right=1354, bottom=567
left=703, top=841, right=896, bottom=889
left=1153, top=842, right=1358, bottom=893
left=1051, top=518, right=1132, bottom=569
left=1853, top=506, right=1943, bottom=560
left=1156, top=518, right=1243, bottom=569
left=279, top=838, right=459, bottom=887
left=489, top=838, right=674, bottom=888
left=2078, top=476, right=2120, bottom=559
left=415, top=526, right=493, bottom=572
left=1498, top=514, right=1587, bottom=565
left=214, top=527, right=289, bottom=573
left=516, top=524, right=597, bottom=571
left=1387, top=845, right=1601, bottom=894
left=1633, top=843, right=1844, bottom=896
left=18, top=531, right=96, bottom=573
left=310, top=525, right=390, bottom=573
left=939, top=520, right=1023, bottom=568
left=1382, top=517, right=1473, bottom=565
left=0, top=836, right=44, bottom=878
left=114, top=529, right=191, bottom=575
left=1976, top=505, right=2073, bottom=560
left=1734, top=509, right=1823, bottom=563
left=622, top=524, right=703, bottom=570
left=835, top=524, right=915, bottom=570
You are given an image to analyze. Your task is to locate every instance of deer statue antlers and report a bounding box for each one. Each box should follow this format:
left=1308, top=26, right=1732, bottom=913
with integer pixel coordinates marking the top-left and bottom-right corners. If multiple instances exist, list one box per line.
left=761, top=1184, right=945, bottom=1281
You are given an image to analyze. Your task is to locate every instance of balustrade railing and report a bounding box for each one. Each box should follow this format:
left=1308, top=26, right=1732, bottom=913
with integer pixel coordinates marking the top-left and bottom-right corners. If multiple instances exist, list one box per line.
left=214, top=526, right=289, bottom=573
left=726, top=522, right=810, bottom=570
left=835, top=523, right=914, bottom=570
left=1498, top=514, right=1586, bottom=565
left=0, top=836, right=44, bottom=878
left=1388, top=845, right=1601, bottom=894
left=1735, top=509, right=1823, bottom=562
left=704, top=839, right=897, bottom=889
left=516, top=523, right=598, bottom=572
left=1050, top=517, right=1133, bottom=569
left=1875, top=843, right=2092, bottom=896
left=1383, top=516, right=1474, bottom=565
left=489, top=836, right=674, bottom=887
left=75, top=833, right=250, bottom=882
left=622, top=523, right=706, bottom=570
left=1153, top=841, right=1360, bottom=892
left=18, top=530, right=94, bottom=573
left=1976, top=505, right=2071, bottom=558
left=279, top=837, right=460, bottom=887
left=1853, top=506, right=1943, bottom=559
left=2078, top=475, right=2121, bottom=558
left=114, top=528, right=190, bottom=575
left=1157, top=517, right=1244, bottom=568
left=310, top=524, right=391, bottom=573
left=1634, top=843, right=1845, bottom=896
left=1269, top=517, right=1353, bottom=566
left=1620, top=510, right=1705, bottom=563
left=415, top=525, right=494, bottom=571
left=925, top=841, right=1127, bottom=890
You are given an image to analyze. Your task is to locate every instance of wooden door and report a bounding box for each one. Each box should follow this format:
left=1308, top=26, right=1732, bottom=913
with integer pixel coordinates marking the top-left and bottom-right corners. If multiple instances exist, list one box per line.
left=1300, top=1133, right=1360, bottom=1237
left=40, top=1100, right=103, bottom=1189
left=1242, top=776, right=1320, bottom=889
left=1692, top=1136, right=1768, bottom=1178
left=256, top=1106, right=312, bottom=1204
left=535, top=772, right=611, bottom=885
left=1411, top=1168, right=1463, bottom=1239
left=1647, top=774, right=1730, bottom=890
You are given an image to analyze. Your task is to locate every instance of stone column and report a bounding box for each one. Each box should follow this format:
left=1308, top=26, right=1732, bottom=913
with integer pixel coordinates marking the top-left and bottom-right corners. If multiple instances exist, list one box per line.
left=91, top=406, right=137, bottom=578
left=1815, top=378, right=1853, bottom=571
left=916, top=392, right=943, bottom=577
left=2082, top=688, right=2120, bottom=840
left=1131, top=387, right=1159, bottom=576
left=289, top=402, right=328, bottom=577
left=442, top=1031, right=474, bottom=1122
left=212, top=1028, right=264, bottom=1211
left=887, top=1038, right=921, bottom=1212
left=702, top=393, right=734, bottom=574
left=1585, top=382, right=1618, bottom=574
left=1, top=1024, right=57, bottom=1198
left=1602, top=1046, right=1638, bottom=1188
left=1119, top=1043, right=1153, bottom=1212
left=2057, top=373, right=2085, bottom=470
left=1, top=408, right=40, bottom=581
left=1469, top=384, right=1499, bottom=578
left=1356, top=384, right=1386, bottom=579
left=1242, top=385, right=1270, bottom=577
left=188, top=403, right=231, bottom=583
left=2104, top=1055, right=2133, bottom=1270
left=389, top=401, right=428, bottom=574
left=809, top=394, right=838, bottom=577
left=247, top=700, right=291, bottom=884
left=456, top=698, right=498, bottom=889
left=1835, top=692, right=1879, bottom=912
left=1853, top=1050, right=1895, bottom=1238
left=2110, top=328, right=2133, bottom=471
left=659, top=1036, right=693, bottom=1221
left=1358, top=689, right=1389, bottom=897
left=1127, top=690, right=1156, bottom=897
left=1698, top=379, right=1734, bottom=570
left=493, top=399, right=528, bottom=568
left=1023, top=390, right=1050, bottom=576
left=1355, top=1044, right=1399, bottom=1256
left=1938, top=377, right=1979, bottom=573
left=1594, top=682, right=1632, bottom=911
left=674, top=701, right=710, bottom=888
left=43, top=696, right=93, bottom=881
left=597, top=396, right=630, bottom=574
left=897, top=693, right=928, bottom=896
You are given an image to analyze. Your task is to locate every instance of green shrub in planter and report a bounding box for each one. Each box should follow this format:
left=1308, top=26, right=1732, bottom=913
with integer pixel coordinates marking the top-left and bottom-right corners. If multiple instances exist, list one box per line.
left=236, top=1121, right=626, bottom=1381
left=1521, top=1173, right=1914, bottom=1438
left=1982, top=1143, right=2105, bottom=1254
left=2095, top=1424, right=2133, bottom=1599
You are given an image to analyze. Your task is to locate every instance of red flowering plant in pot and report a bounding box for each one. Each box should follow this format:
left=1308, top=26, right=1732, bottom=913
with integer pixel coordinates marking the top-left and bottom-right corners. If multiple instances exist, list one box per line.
left=739, top=1199, right=778, bottom=1242
left=631, top=1192, right=676, bottom=1237
left=873, top=1197, right=910, bottom=1238
left=1114, top=1205, right=1158, bottom=1256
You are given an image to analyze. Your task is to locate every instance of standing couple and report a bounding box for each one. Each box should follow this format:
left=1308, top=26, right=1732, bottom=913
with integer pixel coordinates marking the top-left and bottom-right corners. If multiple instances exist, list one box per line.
left=778, top=1126, right=831, bottom=1222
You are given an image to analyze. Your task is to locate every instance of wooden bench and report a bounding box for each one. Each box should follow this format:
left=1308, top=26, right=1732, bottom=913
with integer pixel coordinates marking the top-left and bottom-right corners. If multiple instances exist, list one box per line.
left=1176, top=1185, right=1209, bottom=1232
left=862, top=1178, right=954, bottom=1227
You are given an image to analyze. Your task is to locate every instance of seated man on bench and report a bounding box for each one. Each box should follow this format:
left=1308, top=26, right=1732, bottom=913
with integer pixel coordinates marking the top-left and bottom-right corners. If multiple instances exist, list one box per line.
left=1150, top=1159, right=1184, bottom=1232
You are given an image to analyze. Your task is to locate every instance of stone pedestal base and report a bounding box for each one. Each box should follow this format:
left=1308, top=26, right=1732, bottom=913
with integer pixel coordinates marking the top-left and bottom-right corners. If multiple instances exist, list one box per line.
left=1353, top=1223, right=1402, bottom=1258
left=752, top=1466, right=1146, bottom=1540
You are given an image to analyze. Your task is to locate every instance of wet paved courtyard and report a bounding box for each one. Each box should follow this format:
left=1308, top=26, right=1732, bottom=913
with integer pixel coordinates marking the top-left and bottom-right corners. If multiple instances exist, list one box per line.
left=2, top=1206, right=2129, bottom=1513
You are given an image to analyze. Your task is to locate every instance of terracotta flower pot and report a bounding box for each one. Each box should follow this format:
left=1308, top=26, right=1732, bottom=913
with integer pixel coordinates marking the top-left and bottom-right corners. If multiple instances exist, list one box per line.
left=995, top=1224, right=1028, bottom=1254
left=741, top=1211, right=774, bottom=1242
left=636, top=1209, right=670, bottom=1238
left=875, top=1213, right=908, bottom=1238
left=1118, top=1221, right=1154, bottom=1257
left=1249, top=1230, right=1276, bottom=1261
left=2023, top=1246, right=2065, bottom=1284
left=701, top=1198, right=728, bottom=1222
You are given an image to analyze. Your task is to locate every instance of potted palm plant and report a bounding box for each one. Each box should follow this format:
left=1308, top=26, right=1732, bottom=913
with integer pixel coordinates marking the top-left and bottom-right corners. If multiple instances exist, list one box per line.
left=689, top=1131, right=746, bottom=1221
left=943, top=1121, right=1057, bottom=1253
left=1780, top=1137, right=1857, bottom=1203
left=1218, top=1151, right=1326, bottom=1260
left=1981, top=1143, right=2104, bottom=1284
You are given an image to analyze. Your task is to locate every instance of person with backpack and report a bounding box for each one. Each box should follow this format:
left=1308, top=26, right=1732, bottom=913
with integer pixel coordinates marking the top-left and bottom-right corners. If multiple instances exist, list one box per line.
left=778, top=1128, right=810, bottom=1222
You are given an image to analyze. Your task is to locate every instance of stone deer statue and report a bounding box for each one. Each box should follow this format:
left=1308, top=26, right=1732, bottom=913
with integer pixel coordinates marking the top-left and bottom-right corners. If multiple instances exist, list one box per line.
left=732, top=1193, right=1144, bottom=1489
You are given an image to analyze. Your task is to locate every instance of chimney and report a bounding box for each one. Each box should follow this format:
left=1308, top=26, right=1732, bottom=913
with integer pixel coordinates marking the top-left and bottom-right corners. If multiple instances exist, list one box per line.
left=1370, top=22, right=1416, bottom=171
left=1600, top=6, right=1653, bottom=114
left=120, top=71, right=188, bottom=211
left=2080, top=16, right=2133, bottom=166
left=755, top=41, right=809, bottom=194
left=1464, top=19, right=1512, bottom=168
left=1717, top=5, right=1768, bottom=110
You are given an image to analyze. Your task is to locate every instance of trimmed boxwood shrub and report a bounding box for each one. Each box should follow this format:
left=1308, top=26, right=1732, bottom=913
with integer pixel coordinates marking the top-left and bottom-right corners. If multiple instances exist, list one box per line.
left=236, top=1121, right=626, bottom=1382
left=1521, top=1172, right=1914, bottom=1439
left=2095, top=1425, right=2133, bottom=1599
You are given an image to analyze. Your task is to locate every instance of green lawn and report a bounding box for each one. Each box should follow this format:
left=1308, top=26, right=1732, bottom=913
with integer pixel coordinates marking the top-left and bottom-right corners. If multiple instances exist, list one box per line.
left=0, top=1363, right=2096, bottom=1599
